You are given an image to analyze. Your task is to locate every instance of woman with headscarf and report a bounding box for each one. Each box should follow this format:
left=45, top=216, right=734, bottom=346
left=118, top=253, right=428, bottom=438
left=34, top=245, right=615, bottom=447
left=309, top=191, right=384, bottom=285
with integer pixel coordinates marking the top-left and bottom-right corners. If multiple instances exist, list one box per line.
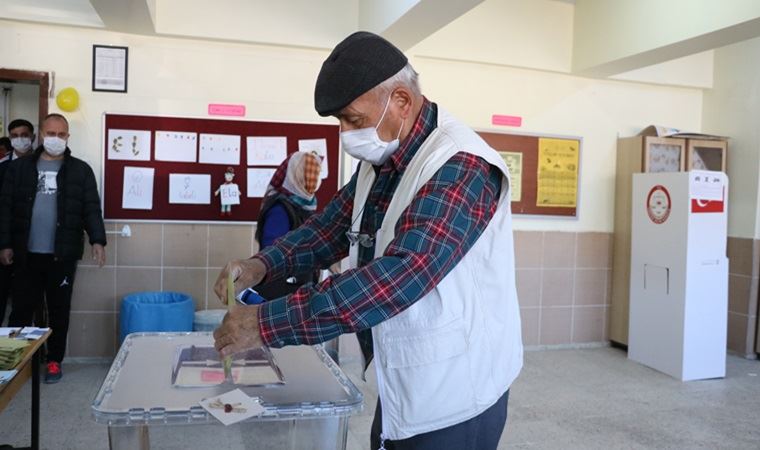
left=253, top=151, right=322, bottom=299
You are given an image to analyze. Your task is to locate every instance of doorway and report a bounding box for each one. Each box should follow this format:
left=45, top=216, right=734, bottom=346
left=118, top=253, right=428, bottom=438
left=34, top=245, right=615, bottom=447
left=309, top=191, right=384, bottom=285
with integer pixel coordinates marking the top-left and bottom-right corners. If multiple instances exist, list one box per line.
left=0, top=69, right=49, bottom=139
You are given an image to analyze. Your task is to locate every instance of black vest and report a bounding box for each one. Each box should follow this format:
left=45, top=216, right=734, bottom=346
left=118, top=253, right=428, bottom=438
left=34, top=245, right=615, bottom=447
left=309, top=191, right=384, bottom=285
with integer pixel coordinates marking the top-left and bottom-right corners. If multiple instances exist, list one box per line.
left=254, top=194, right=318, bottom=300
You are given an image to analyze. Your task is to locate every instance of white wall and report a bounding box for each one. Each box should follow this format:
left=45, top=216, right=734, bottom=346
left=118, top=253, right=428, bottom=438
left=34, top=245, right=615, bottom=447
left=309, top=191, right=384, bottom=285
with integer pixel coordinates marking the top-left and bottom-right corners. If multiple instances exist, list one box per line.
left=409, top=0, right=574, bottom=73
left=155, top=0, right=357, bottom=49
left=0, top=19, right=333, bottom=179
left=0, top=19, right=706, bottom=233
left=702, top=37, right=760, bottom=239
left=573, top=0, right=760, bottom=74
left=414, top=56, right=703, bottom=232
left=611, top=51, right=714, bottom=89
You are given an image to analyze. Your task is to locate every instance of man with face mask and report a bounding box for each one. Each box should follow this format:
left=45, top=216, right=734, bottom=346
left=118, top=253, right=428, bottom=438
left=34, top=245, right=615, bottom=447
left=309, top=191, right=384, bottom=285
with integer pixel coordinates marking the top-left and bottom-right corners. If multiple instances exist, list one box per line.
left=0, top=113, right=107, bottom=384
left=0, top=119, right=36, bottom=324
left=3, top=118, right=36, bottom=163
left=213, top=32, right=522, bottom=449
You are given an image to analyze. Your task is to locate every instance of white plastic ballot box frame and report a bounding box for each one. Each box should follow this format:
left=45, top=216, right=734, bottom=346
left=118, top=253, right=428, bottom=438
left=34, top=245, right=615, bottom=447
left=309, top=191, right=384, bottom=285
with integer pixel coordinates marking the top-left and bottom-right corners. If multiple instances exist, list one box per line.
left=629, top=171, right=728, bottom=381
left=92, top=333, right=363, bottom=450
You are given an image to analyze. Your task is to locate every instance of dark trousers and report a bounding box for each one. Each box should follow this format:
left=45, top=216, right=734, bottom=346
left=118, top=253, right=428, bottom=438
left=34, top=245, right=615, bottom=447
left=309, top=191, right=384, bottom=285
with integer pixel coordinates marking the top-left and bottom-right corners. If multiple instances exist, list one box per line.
left=9, top=253, right=77, bottom=363
left=0, top=263, right=11, bottom=325
left=371, top=389, right=510, bottom=450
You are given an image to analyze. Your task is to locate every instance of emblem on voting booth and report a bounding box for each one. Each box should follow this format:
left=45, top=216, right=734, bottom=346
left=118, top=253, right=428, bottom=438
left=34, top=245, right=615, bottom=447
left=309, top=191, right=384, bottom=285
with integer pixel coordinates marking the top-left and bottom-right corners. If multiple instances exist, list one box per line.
left=646, top=185, right=671, bottom=224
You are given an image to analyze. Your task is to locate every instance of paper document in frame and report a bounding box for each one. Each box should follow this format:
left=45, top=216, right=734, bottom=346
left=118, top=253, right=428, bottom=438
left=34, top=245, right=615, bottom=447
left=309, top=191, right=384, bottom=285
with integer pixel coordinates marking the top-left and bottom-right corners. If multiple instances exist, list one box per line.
left=168, top=173, right=211, bottom=204
left=499, top=151, right=522, bottom=202
left=155, top=131, right=198, bottom=162
left=246, top=136, right=287, bottom=166
left=199, top=134, right=241, bottom=165
left=122, top=166, right=155, bottom=210
left=536, top=138, right=579, bottom=208
left=246, top=168, right=276, bottom=198
left=108, top=129, right=151, bottom=161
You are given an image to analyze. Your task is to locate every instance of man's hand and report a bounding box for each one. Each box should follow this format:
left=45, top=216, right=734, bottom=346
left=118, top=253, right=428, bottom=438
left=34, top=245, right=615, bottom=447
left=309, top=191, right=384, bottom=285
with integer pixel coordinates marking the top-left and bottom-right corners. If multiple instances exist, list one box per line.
left=213, top=303, right=264, bottom=357
left=92, top=244, right=106, bottom=268
left=214, top=258, right=267, bottom=305
left=0, top=249, right=13, bottom=266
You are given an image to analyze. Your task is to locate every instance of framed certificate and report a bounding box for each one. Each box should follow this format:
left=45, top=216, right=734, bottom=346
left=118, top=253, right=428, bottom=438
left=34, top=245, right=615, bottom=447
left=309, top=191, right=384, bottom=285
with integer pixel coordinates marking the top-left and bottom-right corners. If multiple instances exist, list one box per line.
left=92, top=45, right=128, bottom=93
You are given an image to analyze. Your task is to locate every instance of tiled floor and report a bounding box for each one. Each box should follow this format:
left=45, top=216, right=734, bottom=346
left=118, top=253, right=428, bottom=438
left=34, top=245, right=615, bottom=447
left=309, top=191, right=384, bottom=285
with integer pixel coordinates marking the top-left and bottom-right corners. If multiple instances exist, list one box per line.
left=1, top=341, right=759, bottom=449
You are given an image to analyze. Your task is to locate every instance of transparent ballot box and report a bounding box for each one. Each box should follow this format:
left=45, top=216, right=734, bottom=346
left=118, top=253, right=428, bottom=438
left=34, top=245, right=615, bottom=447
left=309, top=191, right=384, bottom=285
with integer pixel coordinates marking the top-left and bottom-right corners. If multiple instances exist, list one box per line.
left=92, top=333, right=363, bottom=450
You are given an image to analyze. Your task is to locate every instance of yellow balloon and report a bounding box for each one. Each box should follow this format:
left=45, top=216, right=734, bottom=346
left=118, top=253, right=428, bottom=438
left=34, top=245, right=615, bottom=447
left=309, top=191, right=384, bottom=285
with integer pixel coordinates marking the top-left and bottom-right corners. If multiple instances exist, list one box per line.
left=56, top=87, right=80, bottom=112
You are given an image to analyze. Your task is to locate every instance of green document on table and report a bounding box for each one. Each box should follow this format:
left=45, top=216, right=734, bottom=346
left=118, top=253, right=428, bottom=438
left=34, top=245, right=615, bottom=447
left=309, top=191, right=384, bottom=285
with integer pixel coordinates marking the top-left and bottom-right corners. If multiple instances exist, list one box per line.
left=0, top=338, right=29, bottom=370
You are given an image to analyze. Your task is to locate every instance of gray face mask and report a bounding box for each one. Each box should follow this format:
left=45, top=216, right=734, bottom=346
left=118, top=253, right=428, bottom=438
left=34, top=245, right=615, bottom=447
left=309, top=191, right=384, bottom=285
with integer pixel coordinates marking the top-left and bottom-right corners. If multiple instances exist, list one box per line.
left=10, top=137, right=32, bottom=153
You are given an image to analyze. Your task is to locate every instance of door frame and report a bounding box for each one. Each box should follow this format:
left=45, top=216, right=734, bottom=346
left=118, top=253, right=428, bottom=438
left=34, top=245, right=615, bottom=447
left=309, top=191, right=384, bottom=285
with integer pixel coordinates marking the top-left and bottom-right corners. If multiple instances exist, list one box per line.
left=0, top=69, right=50, bottom=129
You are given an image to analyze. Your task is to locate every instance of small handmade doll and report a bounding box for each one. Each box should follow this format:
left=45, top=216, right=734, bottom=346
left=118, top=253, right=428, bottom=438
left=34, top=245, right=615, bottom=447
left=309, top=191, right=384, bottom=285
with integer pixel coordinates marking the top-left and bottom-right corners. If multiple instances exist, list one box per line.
left=214, top=167, right=241, bottom=216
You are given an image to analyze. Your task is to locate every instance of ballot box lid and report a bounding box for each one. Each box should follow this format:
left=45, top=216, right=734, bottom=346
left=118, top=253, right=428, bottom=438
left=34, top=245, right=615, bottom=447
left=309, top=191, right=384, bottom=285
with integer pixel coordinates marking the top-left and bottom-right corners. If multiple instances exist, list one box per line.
left=92, top=332, right=363, bottom=426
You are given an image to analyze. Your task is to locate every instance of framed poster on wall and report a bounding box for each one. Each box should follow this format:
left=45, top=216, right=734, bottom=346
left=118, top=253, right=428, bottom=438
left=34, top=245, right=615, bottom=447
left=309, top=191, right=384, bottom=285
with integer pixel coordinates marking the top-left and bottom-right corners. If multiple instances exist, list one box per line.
left=92, top=45, right=128, bottom=93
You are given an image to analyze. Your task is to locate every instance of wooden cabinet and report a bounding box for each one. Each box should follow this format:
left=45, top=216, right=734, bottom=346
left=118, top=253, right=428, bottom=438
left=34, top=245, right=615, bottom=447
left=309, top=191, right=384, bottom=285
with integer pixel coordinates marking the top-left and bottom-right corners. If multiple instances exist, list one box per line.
left=611, top=136, right=683, bottom=346
left=643, top=137, right=686, bottom=172
left=686, top=139, right=727, bottom=172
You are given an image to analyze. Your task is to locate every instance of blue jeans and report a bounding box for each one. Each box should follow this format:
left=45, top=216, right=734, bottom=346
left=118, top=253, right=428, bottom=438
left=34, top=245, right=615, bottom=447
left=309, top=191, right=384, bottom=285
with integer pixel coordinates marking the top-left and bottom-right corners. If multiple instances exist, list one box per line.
left=370, top=389, right=510, bottom=450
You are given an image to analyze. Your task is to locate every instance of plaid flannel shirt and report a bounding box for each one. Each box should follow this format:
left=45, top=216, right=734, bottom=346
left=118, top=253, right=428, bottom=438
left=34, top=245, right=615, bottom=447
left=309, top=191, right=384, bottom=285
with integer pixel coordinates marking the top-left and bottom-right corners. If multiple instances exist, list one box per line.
left=255, top=99, right=502, bottom=353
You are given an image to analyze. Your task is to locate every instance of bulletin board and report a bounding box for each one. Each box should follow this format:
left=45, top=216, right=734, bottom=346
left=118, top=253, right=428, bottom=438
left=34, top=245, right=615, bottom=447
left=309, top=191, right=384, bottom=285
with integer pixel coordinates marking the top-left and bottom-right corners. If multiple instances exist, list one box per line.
left=102, top=113, right=340, bottom=222
left=477, top=130, right=581, bottom=217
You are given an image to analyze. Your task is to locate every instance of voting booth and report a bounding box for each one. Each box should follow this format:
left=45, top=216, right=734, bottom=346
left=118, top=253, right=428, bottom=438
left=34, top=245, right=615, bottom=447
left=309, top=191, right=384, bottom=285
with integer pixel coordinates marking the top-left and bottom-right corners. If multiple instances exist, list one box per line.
left=628, top=171, right=728, bottom=381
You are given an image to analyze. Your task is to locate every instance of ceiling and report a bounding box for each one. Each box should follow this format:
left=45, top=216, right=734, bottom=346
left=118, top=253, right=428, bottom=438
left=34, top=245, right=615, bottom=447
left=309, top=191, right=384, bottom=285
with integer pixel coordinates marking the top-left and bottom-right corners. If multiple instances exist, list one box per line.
left=2, top=0, right=760, bottom=86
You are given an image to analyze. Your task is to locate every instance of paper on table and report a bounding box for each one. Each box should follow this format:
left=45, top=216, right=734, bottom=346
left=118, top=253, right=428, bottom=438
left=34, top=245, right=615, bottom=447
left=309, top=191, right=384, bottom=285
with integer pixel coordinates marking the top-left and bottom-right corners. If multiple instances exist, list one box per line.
left=199, top=389, right=266, bottom=426
left=155, top=131, right=197, bottom=162
left=298, top=138, right=328, bottom=179
left=108, top=129, right=151, bottom=161
left=536, top=138, right=579, bottom=208
left=199, top=134, right=241, bottom=165
left=246, top=136, right=287, bottom=166
left=0, top=369, right=17, bottom=384
left=0, top=327, right=21, bottom=337
left=246, top=168, right=276, bottom=198
left=499, top=152, right=522, bottom=202
left=169, top=174, right=211, bottom=204
left=122, top=166, right=154, bottom=210
left=17, top=327, right=49, bottom=340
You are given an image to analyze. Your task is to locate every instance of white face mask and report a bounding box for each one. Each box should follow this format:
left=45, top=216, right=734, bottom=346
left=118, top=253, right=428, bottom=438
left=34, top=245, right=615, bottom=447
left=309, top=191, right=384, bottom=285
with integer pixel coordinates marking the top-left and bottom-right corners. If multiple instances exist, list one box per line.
left=11, top=137, right=32, bottom=154
left=340, top=94, right=404, bottom=166
left=43, top=136, right=67, bottom=156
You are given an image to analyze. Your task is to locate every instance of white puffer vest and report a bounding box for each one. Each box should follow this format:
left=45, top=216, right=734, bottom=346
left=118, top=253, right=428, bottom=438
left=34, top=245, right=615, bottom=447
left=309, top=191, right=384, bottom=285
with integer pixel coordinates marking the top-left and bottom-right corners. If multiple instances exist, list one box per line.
left=349, top=108, right=523, bottom=440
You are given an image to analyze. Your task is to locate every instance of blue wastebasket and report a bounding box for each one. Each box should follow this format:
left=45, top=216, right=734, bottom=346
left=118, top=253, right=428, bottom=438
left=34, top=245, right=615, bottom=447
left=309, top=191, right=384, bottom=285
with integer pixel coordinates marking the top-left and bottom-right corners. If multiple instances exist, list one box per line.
left=120, top=291, right=194, bottom=342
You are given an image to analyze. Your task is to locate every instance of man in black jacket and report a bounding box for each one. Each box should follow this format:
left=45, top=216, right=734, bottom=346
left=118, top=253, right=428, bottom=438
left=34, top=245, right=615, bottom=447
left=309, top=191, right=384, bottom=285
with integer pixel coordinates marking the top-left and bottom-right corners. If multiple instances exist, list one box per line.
left=0, top=119, right=36, bottom=325
left=0, top=113, right=107, bottom=383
